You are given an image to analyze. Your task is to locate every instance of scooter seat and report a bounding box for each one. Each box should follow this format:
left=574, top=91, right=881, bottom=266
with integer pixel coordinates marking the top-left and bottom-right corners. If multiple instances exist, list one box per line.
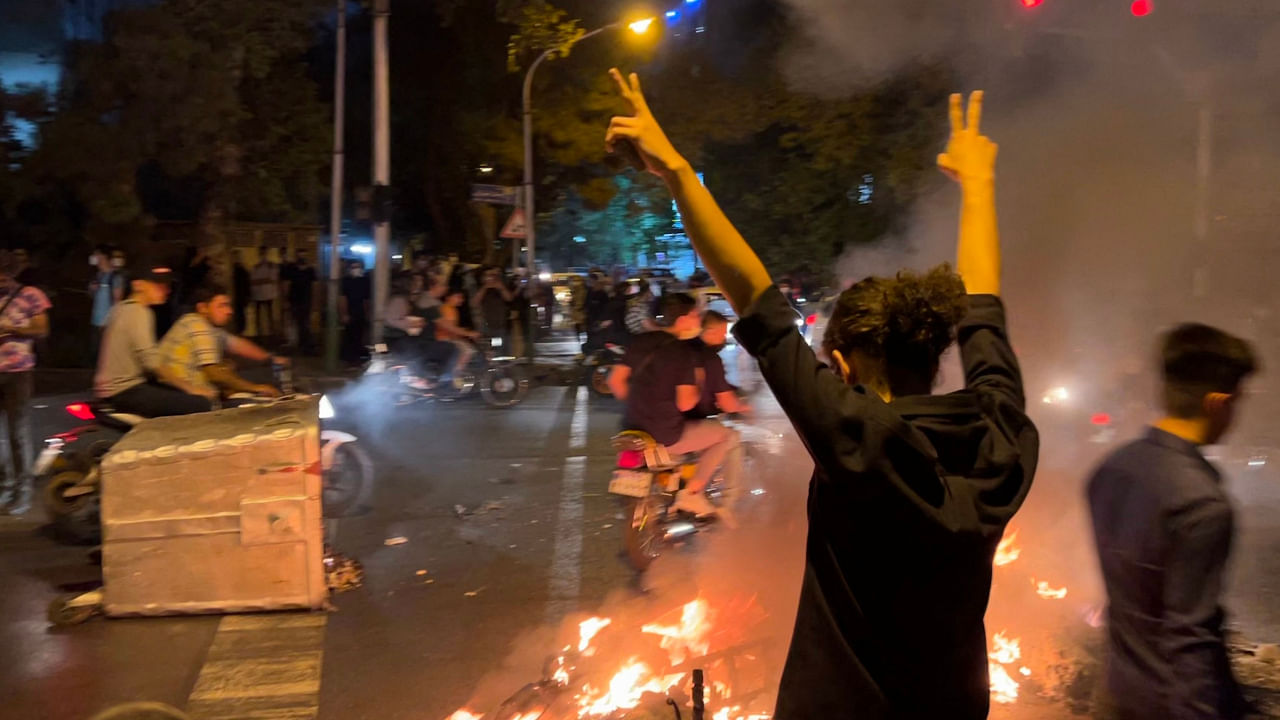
left=91, top=403, right=145, bottom=430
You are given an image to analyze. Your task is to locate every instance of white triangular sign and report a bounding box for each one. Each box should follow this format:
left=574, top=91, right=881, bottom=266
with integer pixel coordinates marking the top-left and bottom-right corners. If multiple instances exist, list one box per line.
left=500, top=208, right=527, bottom=239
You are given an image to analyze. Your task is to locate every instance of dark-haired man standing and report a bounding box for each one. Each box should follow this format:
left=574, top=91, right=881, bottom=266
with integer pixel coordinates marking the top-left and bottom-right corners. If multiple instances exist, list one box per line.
left=1088, top=324, right=1259, bottom=720
left=608, top=292, right=740, bottom=518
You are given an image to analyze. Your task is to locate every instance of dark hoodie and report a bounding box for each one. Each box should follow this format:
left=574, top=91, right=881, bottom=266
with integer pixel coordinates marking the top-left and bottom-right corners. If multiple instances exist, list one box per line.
left=733, top=286, right=1038, bottom=720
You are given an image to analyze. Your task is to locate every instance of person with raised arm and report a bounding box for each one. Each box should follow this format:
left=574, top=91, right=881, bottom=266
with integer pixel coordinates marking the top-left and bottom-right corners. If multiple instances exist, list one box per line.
left=604, top=70, right=1038, bottom=719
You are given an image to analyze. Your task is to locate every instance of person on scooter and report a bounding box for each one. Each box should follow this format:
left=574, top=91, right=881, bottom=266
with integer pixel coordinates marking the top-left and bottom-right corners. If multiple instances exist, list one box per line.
left=94, top=261, right=214, bottom=417
left=686, top=310, right=751, bottom=420
left=157, top=283, right=288, bottom=402
left=604, top=72, right=1037, bottom=719
left=385, top=273, right=459, bottom=386
left=437, top=288, right=481, bottom=380
left=607, top=292, right=741, bottom=519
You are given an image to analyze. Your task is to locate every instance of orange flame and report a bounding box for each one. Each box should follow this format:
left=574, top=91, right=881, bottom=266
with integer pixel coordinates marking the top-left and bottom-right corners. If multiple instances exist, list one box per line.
left=577, top=659, right=670, bottom=716
left=446, top=711, right=483, bottom=720
left=641, top=597, right=713, bottom=665
left=578, top=617, right=612, bottom=654
left=988, top=631, right=1023, bottom=703
left=1032, top=579, right=1068, bottom=599
left=994, top=529, right=1021, bottom=567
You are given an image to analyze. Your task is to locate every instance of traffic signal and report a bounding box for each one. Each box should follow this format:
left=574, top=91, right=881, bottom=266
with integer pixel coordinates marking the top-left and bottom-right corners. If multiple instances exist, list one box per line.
left=1130, top=0, right=1153, bottom=17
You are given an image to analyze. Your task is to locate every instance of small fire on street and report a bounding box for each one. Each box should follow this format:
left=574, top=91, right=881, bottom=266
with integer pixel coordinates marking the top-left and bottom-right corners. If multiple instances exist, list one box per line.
left=446, top=596, right=773, bottom=720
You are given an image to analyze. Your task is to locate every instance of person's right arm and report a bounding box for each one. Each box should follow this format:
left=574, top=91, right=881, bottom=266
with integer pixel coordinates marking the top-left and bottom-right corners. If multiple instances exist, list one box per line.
left=607, top=364, right=631, bottom=400
left=1163, top=496, right=1240, bottom=720
left=384, top=296, right=418, bottom=332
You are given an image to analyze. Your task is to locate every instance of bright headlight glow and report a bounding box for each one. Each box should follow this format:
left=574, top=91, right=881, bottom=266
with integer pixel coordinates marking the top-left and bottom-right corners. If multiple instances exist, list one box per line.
left=319, top=394, right=335, bottom=420
left=1042, top=387, right=1070, bottom=405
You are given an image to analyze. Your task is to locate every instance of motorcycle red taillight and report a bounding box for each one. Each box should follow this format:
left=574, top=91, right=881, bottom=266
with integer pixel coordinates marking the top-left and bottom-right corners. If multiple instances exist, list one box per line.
left=65, top=403, right=96, bottom=421
left=617, top=450, right=645, bottom=469
left=806, top=314, right=817, bottom=325
left=1091, top=413, right=1112, bottom=426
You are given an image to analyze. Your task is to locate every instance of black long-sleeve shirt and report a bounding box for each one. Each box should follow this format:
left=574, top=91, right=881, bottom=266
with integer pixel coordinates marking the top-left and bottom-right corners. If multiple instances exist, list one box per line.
left=1087, top=428, right=1246, bottom=720
left=733, top=287, right=1038, bottom=720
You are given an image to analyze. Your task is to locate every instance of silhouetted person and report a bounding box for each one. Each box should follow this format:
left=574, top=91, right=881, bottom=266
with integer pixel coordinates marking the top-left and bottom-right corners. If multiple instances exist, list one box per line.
left=1088, top=324, right=1259, bottom=720
left=604, top=72, right=1038, bottom=719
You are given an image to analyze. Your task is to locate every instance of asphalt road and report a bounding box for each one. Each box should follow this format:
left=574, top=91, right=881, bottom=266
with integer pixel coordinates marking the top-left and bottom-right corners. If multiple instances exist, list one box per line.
left=1, top=347, right=1277, bottom=720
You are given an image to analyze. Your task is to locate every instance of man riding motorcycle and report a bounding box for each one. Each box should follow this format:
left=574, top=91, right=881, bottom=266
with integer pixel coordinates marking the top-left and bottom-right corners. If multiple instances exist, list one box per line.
left=94, top=261, right=214, bottom=417
left=385, top=272, right=464, bottom=387
left=686, top=310, right=751, bottom=420
left=607, top=292, right=741, bottom=520
left=157, top=283, right=289, bottom=402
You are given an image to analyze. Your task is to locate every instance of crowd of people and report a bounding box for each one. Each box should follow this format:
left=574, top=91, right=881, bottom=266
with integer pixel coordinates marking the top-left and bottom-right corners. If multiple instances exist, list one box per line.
left=0, top=61, right=1267, bottom=720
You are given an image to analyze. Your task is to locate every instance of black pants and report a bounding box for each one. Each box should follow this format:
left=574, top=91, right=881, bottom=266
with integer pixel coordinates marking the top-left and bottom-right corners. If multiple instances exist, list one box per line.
left=0, top=372, right=34, bottom=480
left=107, top=382, right=212, bottom=418
left=254, top=300, right=274, bottom=337
left=387, top=334, right=458, bottom=378
left=341, top=318, right=368, bottom=364
left=292, top=302, right=313, bottom=351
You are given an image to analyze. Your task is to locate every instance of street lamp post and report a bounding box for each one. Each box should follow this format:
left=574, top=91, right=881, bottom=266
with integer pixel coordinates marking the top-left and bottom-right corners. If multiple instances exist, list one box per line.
left=521, top=19, right=652, bottom=275
left=521, top=24, right=616, bottom=277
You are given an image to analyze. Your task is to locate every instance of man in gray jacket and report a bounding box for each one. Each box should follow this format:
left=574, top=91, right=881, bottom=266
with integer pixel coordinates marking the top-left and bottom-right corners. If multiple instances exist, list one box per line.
left=94, top=261, right=213, bottom=417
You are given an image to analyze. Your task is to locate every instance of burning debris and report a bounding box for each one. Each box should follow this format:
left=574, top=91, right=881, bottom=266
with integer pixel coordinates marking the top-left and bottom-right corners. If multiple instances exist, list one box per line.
left=447, top=597, right=774, bottom=720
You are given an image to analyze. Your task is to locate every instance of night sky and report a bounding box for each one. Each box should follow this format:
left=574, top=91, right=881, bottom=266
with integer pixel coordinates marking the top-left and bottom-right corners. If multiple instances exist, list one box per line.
left=0, top=0, right=61, bottom=54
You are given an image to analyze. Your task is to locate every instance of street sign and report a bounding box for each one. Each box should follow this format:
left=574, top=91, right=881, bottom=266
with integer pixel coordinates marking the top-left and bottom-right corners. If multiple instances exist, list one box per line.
left=500, top=208, right=527, bottom=239
left=471, top=184, right=520, bottom=205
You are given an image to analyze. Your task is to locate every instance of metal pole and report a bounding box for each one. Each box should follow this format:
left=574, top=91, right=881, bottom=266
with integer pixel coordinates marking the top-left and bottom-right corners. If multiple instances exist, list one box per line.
left=325, top=0, right=346, bottom=373
left=1191, top=98, right=1213, bottom=299
left=372, top=0, right=391, bottom=342
left=521, top=25, right=616, bottom=277
left=522, top=49, right=551, bottom=276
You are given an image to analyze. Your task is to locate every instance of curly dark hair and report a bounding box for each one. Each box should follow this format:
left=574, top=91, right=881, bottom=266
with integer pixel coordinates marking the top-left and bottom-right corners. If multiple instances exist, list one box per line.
left=822, top=264, right=967, bottom=394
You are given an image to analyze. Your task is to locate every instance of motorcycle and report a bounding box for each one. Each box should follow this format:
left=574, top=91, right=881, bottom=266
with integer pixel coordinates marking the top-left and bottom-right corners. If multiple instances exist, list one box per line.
left=572, top=341, right=627, bottom=397
left=364, top=337, right=529, bottom=408
left=607, top=428, right=738, bottom=572
left=38, top=390, right=372, bottom=545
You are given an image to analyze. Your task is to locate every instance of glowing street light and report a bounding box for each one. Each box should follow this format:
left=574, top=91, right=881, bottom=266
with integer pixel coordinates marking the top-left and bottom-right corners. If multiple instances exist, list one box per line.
left=629, top=17, right=655, bottom=34
left=522, top=15, right=656, bottom=290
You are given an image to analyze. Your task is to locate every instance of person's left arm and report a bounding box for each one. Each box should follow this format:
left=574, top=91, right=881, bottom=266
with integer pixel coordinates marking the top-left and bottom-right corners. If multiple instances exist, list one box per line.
left=1163, top=495, right=1241, bottom=720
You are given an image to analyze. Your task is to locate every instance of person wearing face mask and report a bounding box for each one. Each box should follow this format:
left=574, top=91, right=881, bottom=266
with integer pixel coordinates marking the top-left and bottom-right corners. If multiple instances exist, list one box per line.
left=339, top=259, right=372, bottom=365
left=607, top=292, right=740, bottom=520
left=89, top=245, right=126, bottom=363
left=685, top=310, right=751, bottom=420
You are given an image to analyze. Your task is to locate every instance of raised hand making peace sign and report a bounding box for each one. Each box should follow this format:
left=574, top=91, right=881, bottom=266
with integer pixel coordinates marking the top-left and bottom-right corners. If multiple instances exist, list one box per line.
left=605, top=68, right=688, bottom=178
left=936, top=91, right=998, bottom=184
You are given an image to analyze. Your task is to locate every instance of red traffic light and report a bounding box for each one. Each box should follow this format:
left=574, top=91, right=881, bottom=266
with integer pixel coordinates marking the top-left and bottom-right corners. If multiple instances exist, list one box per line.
left=1130, top=0, right=1153, bottom=17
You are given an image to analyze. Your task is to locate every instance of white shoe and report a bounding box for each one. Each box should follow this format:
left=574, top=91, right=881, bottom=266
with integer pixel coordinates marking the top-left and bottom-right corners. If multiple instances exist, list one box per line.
left=673, top=489, right=718, bottom=518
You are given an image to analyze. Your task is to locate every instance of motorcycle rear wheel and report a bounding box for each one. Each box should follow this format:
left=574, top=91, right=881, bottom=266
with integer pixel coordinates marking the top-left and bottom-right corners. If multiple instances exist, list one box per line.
left=323, top=443, right=373, bottom=518
left=622, top=494, right=665, bottom=572
left=44, top=470, right=102, bottom=545
left=587, top=364, right=614, bottom=397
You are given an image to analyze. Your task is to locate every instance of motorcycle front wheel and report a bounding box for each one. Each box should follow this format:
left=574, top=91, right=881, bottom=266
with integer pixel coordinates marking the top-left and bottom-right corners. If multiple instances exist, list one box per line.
left=622, top=494, right=665, bottom=572
left=481, top=365, right=529, bottom=408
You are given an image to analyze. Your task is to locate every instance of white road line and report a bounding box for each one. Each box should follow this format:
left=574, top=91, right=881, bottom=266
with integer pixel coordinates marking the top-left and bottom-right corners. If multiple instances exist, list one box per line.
left=547, top=455, right=586, bottom=623
left=569, top=385, right=589, bottom=450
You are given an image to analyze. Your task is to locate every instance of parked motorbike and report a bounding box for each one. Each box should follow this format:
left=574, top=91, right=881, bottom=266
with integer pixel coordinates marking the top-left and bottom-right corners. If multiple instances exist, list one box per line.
left=607, top=428, right=738, bottom=572
left=575, top=342, right=626, bottom=397
left=39, top=391, right=371, bottom=545
left=364, top=337, right=529, bottom=408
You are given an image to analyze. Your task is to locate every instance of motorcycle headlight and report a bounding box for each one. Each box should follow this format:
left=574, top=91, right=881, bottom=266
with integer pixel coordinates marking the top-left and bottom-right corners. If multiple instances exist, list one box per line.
left=319, top=394, right=335, bottom=420
left=1041, top=386, right=1071, bottom=405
